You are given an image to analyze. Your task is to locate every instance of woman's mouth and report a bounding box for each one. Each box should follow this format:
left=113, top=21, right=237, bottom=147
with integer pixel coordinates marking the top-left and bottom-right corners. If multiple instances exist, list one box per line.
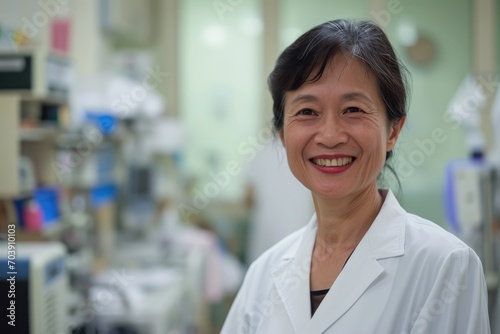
left=311, top=157, right=354, bottom=167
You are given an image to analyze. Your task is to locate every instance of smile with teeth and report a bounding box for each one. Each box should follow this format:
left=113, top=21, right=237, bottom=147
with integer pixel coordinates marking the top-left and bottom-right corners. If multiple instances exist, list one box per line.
left=312, top=157, right=354, bottom=167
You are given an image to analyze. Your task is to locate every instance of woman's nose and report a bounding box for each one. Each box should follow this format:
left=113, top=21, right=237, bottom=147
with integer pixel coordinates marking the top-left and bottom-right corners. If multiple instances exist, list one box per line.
left=314, top=115, right=348, bottom=148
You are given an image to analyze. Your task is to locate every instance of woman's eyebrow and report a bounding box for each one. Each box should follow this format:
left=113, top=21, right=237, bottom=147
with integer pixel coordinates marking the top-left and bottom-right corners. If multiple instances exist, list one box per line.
left=288, top=91, right=374, bottom=109
left=340, top=91, right=373, bottom=104
left=289, top=94, right=319, bottom=107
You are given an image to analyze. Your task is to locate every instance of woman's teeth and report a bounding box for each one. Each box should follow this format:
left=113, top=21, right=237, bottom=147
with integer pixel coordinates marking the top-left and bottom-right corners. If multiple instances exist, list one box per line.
left=313, top=157, right=353, bottom=167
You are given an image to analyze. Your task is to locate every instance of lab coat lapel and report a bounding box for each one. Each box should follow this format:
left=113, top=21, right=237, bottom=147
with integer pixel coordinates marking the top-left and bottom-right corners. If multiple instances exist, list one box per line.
left=305, top=189, right=406, bottom=333
left=304, top=239, right=384, bottom=333
left=271, top=215, right=317, bottom=333
left=270, top=190, right=406, bottom=334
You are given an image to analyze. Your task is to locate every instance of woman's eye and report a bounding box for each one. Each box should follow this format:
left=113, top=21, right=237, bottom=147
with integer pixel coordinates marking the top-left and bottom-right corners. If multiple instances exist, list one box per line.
left=297, top=109, right=316, bottom=116
left=344, top=107, right=363, bottom=114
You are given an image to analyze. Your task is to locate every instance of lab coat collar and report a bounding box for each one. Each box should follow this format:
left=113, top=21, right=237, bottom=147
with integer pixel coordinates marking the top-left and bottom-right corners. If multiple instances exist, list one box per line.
left=271, top=189, right=407, bottom=333
left=365, top=189, right=407, bottom=260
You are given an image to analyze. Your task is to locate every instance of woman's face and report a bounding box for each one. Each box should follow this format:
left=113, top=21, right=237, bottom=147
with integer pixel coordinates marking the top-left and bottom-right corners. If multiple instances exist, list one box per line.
left=280, top=55, right=404, bottom=200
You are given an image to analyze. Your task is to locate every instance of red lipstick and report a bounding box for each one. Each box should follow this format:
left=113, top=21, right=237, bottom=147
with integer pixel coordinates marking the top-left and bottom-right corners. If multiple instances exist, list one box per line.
left=309, top=155, right=355, bottom=174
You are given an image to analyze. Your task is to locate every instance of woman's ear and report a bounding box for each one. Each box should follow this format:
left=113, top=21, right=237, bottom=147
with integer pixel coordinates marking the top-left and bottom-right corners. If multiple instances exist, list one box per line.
left=387, top=116, right=406, bottom=151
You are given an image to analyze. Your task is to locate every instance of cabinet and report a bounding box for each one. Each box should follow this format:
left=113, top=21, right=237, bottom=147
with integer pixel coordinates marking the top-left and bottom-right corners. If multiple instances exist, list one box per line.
left=0, top=93, right=66, bottom=197
left=0, top=94, right=20, bottom=196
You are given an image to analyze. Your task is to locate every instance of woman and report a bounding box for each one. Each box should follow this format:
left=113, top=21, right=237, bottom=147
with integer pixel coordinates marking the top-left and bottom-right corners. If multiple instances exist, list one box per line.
left=221, top=19, right=490, bottom=334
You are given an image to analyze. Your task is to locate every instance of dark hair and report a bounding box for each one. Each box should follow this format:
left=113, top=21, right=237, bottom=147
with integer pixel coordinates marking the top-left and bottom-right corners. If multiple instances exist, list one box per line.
left=268, top=19, right=409, bottom=131
left=267, top=19, right=410, bottom=187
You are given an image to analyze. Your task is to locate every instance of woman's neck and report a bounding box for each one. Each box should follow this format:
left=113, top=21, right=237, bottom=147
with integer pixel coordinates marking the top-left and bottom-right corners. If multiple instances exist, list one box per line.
left=312, top=184, right=383, bottom=252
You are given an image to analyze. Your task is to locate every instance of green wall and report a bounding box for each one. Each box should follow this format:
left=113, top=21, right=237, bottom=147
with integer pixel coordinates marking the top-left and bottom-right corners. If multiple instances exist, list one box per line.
left=179, top=0, right=263, bottom=200
left=385, top=0, right=471, bottom=225
left=179, top=0, right=477, bottom=226
left=278, top=0, right=472, bottom=225
left=497, top=0, right=500, bottom=75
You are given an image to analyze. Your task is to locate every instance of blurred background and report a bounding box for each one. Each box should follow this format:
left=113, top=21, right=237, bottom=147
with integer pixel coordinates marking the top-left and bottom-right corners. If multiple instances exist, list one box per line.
left=0, top=0, right=498, bottom=333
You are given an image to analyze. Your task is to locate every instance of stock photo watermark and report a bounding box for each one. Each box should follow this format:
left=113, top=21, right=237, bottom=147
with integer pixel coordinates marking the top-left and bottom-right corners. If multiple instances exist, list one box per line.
left=51, top=65, right=169, bottom=182
left=400, top=252, right=469, bottom=334
left=47, top=64, right=168, bottom=332
left=405, top=277, right=467, bottom=333
left=179, top=126, right=274, bottom=222
left=236, top=255, right=311, bottom=332
left=394, top=73, right=499, bottom=180
left=232, top=245, right=471, bottom=333
left=370, top=0, right=412, bottom=28
left=213, top=0, right=244, bottom=21
left=0, top=0, right=71, bottom=51
left=65, top=268, right=133, bottom=333
left=5, top=225, right=17, bottom=328
left=111, top=65, right=169, bottom=117
left=233, top=236, right=360, bottom=332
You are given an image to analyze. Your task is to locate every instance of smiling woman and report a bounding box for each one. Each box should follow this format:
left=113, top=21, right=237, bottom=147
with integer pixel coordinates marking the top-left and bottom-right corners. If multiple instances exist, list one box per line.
left=221, top=19, right=490, bottom=334
left=280, top=54, right=402, bottom=201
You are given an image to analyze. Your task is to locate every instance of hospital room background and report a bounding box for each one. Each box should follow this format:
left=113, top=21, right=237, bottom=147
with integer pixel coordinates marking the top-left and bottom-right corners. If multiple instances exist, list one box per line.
left=0, top=0, right=498, bottom=333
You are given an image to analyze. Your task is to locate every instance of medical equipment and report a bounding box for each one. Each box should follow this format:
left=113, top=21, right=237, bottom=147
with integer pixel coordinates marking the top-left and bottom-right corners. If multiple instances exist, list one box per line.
left=0, top=50, right=71, bottom=99
left=444, top=160, right=498, bottom=288
left=0, top=242, right=68, bottom=334
left=90, top=267, right=188, bottom=334
left=446, top=74, right=487, bottom=156
left=490, top=79, right=500, bottom=333
left=445, top=76, right=500, bottom=330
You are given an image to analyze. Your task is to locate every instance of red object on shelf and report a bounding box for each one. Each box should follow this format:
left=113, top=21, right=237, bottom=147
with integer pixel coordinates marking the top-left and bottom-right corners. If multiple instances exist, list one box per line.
left=51, top=18, right=71, bottom=54
left=23, top=200, right=43, bottom=232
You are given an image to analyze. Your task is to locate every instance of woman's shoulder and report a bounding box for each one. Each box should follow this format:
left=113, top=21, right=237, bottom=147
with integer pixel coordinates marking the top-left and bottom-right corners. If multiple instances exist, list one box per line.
left=243, top=224, right=309, bottom=280
left=404, top=212, right=467, bottom=248
left=401, top=211, right=481, bottom=269
left=381, top=189, right=476, bottom=263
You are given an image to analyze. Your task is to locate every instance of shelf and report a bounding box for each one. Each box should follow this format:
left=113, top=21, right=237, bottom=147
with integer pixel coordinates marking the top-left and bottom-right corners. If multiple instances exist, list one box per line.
left=0, top=91, right=68, bottom=105
left=0, top=93, right=66, bottom=195
left=16, top=221, right=63, bottom=242
left=19, top=126, right=59, bottom=141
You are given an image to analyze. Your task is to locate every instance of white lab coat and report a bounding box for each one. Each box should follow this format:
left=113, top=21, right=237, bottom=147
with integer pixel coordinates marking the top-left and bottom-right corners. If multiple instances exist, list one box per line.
left=221, top=189, right=490, bottom=334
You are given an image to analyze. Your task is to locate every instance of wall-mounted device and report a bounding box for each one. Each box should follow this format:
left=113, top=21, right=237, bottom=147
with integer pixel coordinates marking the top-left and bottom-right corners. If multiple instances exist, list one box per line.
left=0, top=50, right=71, bottom=99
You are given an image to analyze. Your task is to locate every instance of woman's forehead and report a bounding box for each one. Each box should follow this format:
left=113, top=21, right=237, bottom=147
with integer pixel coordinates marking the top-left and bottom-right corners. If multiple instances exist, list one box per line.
left=286, top=56, right=380, bottom=101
